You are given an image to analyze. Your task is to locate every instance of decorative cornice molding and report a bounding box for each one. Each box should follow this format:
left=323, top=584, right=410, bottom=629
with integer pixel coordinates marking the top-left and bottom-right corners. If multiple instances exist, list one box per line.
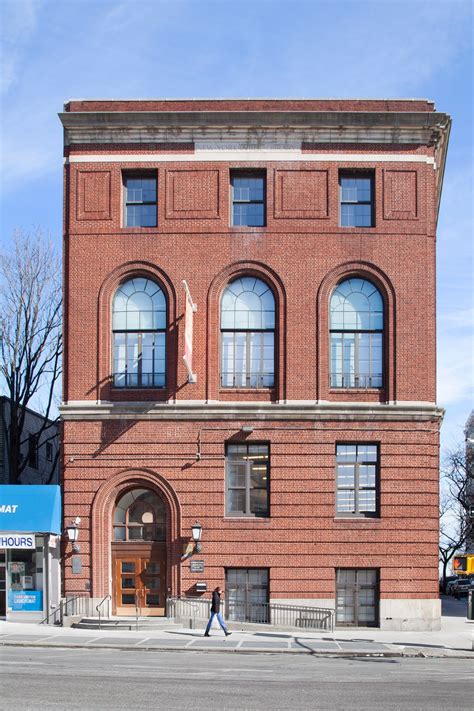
left=60, top=400, right=444, bottom=423
left=59, top=111, right=450, bottom=149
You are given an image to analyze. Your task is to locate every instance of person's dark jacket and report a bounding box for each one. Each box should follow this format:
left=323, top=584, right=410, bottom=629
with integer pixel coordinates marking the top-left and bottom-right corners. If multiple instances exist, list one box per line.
left=211, top=590, right=221, bottom=613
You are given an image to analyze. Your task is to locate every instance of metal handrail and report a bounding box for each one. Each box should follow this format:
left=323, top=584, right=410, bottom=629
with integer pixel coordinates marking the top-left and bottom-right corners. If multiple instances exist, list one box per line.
left=39, top=594, right=87, bottom=626
left=167, top=596, right=335, bottom=632
left=95, top=594, right=111, bottom=630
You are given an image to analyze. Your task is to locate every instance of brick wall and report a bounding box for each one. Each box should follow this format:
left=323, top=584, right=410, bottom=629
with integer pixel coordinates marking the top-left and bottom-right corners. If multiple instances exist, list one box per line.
left=61, top=100, right=445, bottom=624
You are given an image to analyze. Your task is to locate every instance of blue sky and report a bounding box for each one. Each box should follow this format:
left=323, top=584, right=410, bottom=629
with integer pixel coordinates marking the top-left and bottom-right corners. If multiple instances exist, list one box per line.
left=0, top=0, right=472, bottom=451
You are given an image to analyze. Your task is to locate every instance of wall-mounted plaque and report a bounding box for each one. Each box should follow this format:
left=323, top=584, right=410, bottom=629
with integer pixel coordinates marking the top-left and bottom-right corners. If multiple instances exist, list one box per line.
left=190, top=560, right=204, bottom=573
left=72, top=556, right=82, bottom=574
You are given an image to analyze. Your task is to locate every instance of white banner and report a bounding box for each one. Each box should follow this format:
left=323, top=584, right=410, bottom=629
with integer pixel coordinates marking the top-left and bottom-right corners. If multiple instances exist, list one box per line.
left=0, top=533, right=35, bottom=549
left=182, top=280, right=197, bottom=383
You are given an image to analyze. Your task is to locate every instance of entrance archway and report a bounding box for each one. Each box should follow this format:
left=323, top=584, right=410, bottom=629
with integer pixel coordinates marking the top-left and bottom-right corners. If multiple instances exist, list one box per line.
left=112, top=488, right=167, bottom=616
left=91, top=470, right=182, bottom=614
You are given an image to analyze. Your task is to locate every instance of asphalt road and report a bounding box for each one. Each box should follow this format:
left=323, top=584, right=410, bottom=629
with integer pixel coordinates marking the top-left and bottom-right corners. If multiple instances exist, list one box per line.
left=1, top=646, right=473, bottom=710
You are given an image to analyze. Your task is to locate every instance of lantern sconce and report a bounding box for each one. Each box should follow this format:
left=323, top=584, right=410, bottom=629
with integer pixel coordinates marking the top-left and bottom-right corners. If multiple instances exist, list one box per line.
left=181, top=521, right=203, bottom=561
left=65, top=516, right=81, bottom=553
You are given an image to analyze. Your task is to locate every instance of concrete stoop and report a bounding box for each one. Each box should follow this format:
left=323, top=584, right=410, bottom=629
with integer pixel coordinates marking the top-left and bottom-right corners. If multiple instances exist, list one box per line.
left=73, top=616, right=180, bottom=631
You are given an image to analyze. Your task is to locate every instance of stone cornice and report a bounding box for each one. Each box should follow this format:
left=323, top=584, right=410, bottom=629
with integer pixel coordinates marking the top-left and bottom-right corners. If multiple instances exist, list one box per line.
left=59, top=111, right=450, bottom=149
left=60, top=400, right=444, bottom=423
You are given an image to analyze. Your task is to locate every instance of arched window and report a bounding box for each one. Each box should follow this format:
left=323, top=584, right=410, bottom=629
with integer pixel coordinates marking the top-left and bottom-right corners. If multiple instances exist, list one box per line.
left=221, top=277, right=275, bottom=388
left=113, top=488, right=166, bottom=541
left=330, top=278, right=383, bottom=388
left=112, top=277, right=166, bottom=388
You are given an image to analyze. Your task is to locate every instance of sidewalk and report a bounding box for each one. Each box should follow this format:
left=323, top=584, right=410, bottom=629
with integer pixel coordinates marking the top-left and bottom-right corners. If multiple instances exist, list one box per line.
left=1, top=597, right=473, bottom=658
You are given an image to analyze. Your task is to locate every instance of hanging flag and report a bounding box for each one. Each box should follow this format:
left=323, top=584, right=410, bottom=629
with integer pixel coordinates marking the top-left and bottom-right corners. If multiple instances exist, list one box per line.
left=182, top=280, right=197, bottom=383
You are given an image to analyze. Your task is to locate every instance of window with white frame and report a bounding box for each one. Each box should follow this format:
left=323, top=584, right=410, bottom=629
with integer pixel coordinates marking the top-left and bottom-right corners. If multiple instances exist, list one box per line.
left=220, top=277, right=275, bottom=388
left=336, top=443, right=379, bottom=516
left=226, top=442, right=270, bottom=517
left=330, top=278, right=383, bottom=388
left=231, top=171, right=266, bottom=227
left=123, top=174, right=157, bottom=227
left=112, top=277, right=166, bottom=388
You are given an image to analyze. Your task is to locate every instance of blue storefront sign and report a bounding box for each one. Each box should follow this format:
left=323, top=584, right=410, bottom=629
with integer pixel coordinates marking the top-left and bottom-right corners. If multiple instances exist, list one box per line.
left=0, top=485, right=61, bottom=534
left=8, top=590, right=43, bottom=611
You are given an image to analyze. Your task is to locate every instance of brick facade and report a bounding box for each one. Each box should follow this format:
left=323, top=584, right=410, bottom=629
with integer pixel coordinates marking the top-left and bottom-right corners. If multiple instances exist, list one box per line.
left=60, top=99, right=450, bottom=630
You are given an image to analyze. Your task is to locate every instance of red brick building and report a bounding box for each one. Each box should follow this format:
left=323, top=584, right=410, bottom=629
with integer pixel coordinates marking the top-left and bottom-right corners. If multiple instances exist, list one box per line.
left=59, top=99, right=450, bottom=630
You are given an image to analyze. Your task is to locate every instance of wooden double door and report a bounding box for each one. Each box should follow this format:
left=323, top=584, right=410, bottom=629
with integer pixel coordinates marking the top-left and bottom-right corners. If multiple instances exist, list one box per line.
left=112, top=544, right=167, bottom=616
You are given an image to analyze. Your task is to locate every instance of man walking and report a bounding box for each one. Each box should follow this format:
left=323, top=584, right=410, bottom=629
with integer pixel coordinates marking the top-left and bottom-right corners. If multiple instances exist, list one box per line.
left=204, top=586, right=232, bottom=637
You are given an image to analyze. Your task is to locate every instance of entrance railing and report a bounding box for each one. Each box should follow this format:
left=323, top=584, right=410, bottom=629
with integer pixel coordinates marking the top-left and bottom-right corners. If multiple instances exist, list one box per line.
left=96, top=594, right=111, bottom=630
left=39, top=594, right=91, bottom=626
left=167, top=596, right=334, bottom=632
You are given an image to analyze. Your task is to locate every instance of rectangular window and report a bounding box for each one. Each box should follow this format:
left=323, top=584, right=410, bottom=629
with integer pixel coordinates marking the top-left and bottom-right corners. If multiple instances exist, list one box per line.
left=336, top=569, right=379, bottom=627
left=46, top=442, right=53, bottom=462
left=330, top=332, right=383, bottom=388
left=124, top=174, right=157, bottom=227
left=226, top=443, right=269, bottom=517
left=28, top=434, right=38, bottom=469
left=221, top=331, right=274, bottom=388
left=339, top=172, right=374, bottom=227
left=226, top=568, right=269, bottom=622
left=336, top=443, right=378, bottom=516
left=113, top=332, right=166, bottom=388
left=231, top=171, right=266, bottom=226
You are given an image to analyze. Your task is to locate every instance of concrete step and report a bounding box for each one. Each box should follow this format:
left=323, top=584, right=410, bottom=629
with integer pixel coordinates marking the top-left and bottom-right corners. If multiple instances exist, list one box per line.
left=73, top=617, right=179, bottom=631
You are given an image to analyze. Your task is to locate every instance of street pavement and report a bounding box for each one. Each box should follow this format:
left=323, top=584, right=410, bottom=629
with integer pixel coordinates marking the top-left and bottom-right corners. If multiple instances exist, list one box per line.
left=0, top=596, right=473, bottom=658
left=1, top=646, right=473, bottom=710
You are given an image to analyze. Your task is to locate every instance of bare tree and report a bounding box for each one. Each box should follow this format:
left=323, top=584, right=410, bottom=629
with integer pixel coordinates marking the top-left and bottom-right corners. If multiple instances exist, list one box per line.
left=439, top=444, right=473, bottom=590
left=0, top=229, right=61, bottom=484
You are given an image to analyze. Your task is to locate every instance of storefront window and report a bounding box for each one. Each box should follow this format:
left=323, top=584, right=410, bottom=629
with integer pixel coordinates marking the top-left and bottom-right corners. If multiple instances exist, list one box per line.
left=6, top=540, right=44, bottom=612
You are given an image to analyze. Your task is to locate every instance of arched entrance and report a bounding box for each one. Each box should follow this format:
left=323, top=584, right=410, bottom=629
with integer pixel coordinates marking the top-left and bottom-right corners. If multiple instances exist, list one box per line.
left=112, top=488, right=167, bottom=616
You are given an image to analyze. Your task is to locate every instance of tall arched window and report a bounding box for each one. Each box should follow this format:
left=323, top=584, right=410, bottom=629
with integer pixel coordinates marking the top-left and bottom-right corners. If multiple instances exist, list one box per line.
left=113, top=488, right=166, bottom=541
left=330, top=278, right=383, bottom=388
left=112, top=277, right=166, bottom=388
left=221, top=277, right=275, bottom=388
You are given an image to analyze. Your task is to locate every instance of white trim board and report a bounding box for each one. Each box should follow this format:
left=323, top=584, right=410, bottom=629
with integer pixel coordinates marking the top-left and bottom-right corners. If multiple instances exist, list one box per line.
left=66, top=152, right=436, bottom=166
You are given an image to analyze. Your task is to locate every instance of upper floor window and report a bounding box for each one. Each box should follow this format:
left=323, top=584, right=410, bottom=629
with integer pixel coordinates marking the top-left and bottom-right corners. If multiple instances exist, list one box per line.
left=330, top=278, right=383, bottom=389
left=113, top=488, right=166, bottom=541
left=112, top=277, right=166, bottom=388
left=46, top=442, right=53, bottom=462
left=339, top=172, right=374, bottom=227
left=220, top=277, right=275, bottom=388
left=226, top=443, right=270, bottom=517
left=336, top=444, right=379, bottom=516
left=123, top=174, right=157, bottom=227
left=231, top=171, right=266, bottom=227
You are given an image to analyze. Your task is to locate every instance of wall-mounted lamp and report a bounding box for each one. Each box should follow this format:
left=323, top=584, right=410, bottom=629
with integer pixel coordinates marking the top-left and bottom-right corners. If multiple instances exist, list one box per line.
left=181, top=521, right=203, bottom=561
left=241, top=425, right=254, bottom=434
left=65, top=517, right=81, bottom=553
left=191, top=521, right=202, bottom=553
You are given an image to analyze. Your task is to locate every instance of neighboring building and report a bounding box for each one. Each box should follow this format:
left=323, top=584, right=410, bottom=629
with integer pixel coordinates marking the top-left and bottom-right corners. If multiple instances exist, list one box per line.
left=0, top=485, right=61, bottom=621
left=465, top=410, right=474, bottom=553
left=59, top=99, right=450, bottom=631
left=0, top=396, right=59, bottom=485
left=0, top=397, right=61, bottom=620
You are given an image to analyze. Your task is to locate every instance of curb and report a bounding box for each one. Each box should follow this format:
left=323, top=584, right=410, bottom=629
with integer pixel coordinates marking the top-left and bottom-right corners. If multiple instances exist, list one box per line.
left=2, top=640, right=473, bottom=658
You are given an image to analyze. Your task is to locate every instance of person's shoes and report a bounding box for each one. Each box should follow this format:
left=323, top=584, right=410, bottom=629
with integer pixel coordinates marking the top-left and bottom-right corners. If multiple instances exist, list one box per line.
left=204, top=632, right=210, bottom=637
left=225, top=632, right=232, bottom=636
